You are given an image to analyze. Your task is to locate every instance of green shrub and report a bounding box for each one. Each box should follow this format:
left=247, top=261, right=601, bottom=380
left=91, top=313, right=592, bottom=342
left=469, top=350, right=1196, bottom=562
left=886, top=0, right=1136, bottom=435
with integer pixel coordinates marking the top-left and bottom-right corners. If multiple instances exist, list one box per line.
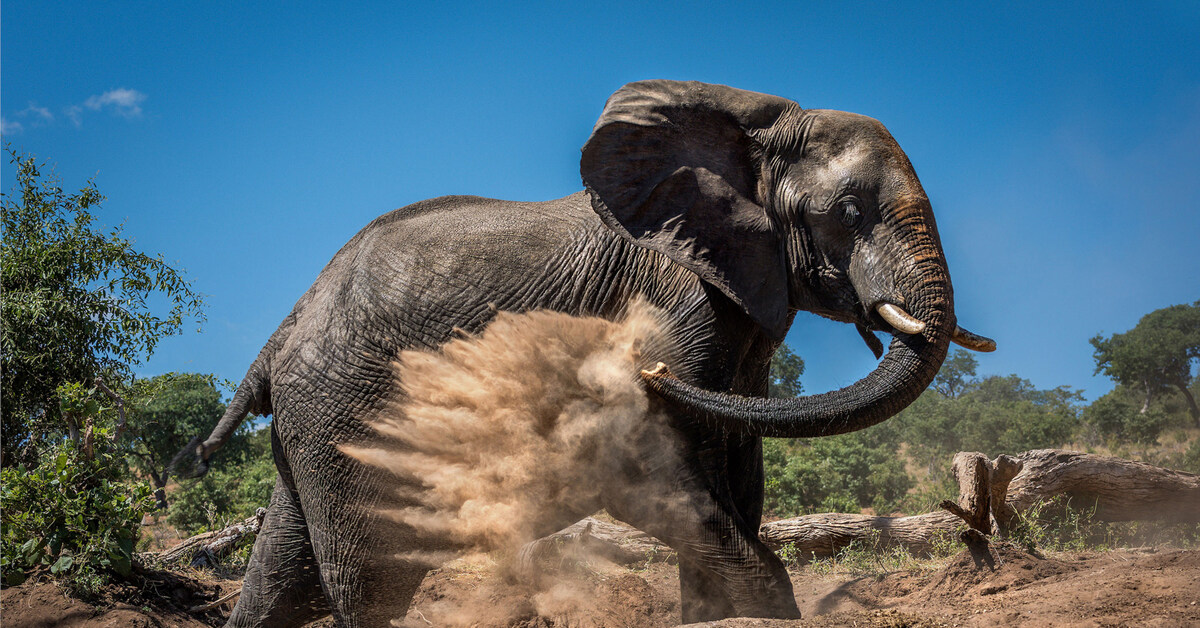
left=166, top=425, right=275, bottom=535
left=1, top=434, right=154, bottom=595
left=1084, top=387, right=1177, bottom=446
left=763, top=434, right=913, bottom=517
left=1180, top=438, right=1200, bottom=474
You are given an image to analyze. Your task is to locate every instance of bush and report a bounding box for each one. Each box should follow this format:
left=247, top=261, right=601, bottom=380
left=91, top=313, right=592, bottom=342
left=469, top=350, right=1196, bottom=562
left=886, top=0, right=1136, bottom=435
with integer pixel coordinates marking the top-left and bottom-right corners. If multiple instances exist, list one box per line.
left=763, top=433, right=913, bottom=517
left=1, top=385, right=155, bottom=595
left=1084, top=386, right=1177, bottom=446
left=166, top=425, right=275, bottom=535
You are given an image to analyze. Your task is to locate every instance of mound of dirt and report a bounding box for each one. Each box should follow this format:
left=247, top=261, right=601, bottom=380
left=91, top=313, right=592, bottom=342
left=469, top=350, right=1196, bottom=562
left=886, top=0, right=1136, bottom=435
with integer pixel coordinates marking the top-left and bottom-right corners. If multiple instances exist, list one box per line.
left=398, top=563, right=680, bottom=627
left=790, top=546, right=1200, bottom=628
left=0, top=569, right=234, bottom=628
left=915, top=542, right=1078, bottom=599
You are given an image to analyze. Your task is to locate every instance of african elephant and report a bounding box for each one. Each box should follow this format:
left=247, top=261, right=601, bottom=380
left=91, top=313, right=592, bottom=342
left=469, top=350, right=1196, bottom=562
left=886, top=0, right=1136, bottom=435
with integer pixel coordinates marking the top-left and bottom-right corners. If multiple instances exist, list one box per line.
left=181, top=80, right=993, bottom=626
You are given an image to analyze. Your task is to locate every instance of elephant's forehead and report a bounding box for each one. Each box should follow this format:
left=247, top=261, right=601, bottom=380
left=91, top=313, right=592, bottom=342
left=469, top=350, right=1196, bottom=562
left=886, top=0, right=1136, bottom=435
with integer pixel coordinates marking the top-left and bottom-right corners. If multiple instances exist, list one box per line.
left=806, top=111, right=894, bottom=156
left=801, top=110, right=913, bottom=184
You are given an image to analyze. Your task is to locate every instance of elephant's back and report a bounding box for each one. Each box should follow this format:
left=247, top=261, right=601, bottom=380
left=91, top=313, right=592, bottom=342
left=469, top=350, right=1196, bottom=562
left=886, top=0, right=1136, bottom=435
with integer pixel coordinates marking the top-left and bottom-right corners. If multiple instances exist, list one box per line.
left=278, top=191, right=620, bottom=359
left=356, top=191, right=598, bottom=251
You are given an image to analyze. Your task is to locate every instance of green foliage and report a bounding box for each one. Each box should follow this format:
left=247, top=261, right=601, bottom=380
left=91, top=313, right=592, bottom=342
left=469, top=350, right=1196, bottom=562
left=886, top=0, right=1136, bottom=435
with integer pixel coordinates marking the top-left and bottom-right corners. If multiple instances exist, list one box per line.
left=763, top=432, right=913, bottom=517
left=1091, top=301, right=1200, bottom=428
left=1178, top=438, right=1200, bottom=474
left=124, top=373, right=227, bottom=496
left=768, top=343, right=805, bottom=398
left=0, top=385, right=155, bottom=596
left=888, top=357, right=1082, bottom=484
left=1083, top=385, right=1174, bottom=446
left=762, top=348, right=1086, bottom=520
left=931, top=349, right=978, bottom=399
left=1009, top=496, right=1105, bottom=553
left=1, top=148, right=204, bottom=464
left=765, top=343, right=913, bottom=519
left=1010, top=495, right=1199, bottom=553
left=166, top=425, right=275, bottom=535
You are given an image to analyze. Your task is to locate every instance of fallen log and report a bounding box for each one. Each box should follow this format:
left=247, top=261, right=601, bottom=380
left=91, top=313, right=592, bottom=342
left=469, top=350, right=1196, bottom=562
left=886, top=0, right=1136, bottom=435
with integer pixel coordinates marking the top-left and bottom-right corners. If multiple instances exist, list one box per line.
left=1008, top=449, right=1200, bottom=523
left=760, top=451, right=1006, bottom=558
left=758, top=510, right=960, bottom=557
left=150, top=508, right=267, bottom=568
left=759, top=449, right=1199, bottom=558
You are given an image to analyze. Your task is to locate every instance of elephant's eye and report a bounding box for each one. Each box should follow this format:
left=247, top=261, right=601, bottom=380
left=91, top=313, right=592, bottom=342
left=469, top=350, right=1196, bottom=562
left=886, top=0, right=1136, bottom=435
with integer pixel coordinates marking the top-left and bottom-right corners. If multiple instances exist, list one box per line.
left=839, top=199, right=863, bottom=229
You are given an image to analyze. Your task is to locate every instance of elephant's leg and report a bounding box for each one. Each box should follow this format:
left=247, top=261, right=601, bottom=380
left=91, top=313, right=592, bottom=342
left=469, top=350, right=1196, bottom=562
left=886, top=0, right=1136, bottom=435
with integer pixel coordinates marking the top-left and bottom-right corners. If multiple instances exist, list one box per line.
left=295, top=464, right=431, bottom=628
left=677, top=561, right=735, bottom=623
left=677, top=435, right=765, bottom=622
left=227, top=476, right=330, bottom=628
left=605, top=436, right=798, bottom=621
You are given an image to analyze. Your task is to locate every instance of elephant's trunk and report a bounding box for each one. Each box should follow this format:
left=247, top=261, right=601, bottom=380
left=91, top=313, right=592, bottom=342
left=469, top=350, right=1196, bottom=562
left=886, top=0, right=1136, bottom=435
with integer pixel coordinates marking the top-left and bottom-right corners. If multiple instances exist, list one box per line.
left=642, top=250, right=957, bottom=438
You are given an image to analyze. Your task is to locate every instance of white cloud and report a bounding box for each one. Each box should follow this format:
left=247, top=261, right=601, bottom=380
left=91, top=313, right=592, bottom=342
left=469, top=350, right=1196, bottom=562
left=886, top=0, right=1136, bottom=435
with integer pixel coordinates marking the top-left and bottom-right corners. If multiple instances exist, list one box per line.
left=65, top=105, right=84, bottom=127
left=5, top=91, right=146, bottom=131
left=1, top=117, right=23, bottom=135
left=83, top=88, right=147, bottom=118
left=1, top=103, right=55, bottom=133
left=19, top=104, right=54, bottom=122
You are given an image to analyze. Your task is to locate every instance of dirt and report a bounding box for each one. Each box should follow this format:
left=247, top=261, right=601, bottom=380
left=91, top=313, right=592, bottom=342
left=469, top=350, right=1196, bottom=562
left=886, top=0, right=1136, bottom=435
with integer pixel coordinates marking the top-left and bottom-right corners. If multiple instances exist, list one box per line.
left=5, top=546, right=1199, bottom=627
left=0, top=568, right=233, bottom=627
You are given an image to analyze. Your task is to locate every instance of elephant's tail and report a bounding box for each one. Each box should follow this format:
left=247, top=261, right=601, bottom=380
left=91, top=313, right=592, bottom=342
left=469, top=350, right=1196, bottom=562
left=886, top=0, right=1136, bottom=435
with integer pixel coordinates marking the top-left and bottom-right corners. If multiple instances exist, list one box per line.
left=169, top=366, right=272, bottom=479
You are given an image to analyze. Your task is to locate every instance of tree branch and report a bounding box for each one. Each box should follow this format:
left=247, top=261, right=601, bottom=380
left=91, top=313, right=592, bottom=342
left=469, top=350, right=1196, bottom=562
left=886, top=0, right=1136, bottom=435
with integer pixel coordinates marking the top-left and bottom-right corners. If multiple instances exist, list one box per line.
left=93, top=377, right=127, bottom=441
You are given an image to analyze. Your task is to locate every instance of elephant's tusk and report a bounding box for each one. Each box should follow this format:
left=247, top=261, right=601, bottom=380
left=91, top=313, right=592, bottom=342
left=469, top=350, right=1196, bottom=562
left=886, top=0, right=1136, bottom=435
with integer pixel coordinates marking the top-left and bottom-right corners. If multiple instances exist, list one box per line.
left=642, top=362, right=673, bottom=379
left=951, top=326, right=997, bottom=352
left=876, top=303, right=926, bottom=335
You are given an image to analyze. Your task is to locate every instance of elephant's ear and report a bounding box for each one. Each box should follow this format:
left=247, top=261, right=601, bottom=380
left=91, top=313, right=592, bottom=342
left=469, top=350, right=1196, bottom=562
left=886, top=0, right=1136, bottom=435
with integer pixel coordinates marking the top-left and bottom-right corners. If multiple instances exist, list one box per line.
left=581, top=80, right=796, bottom=339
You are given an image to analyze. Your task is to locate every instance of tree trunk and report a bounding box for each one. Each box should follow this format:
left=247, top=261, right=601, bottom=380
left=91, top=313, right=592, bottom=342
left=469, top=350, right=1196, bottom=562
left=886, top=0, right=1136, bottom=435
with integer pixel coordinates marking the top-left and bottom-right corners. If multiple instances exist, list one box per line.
left=759, top=510, right=962, bottom=558
left=935, top=452, right=1019, bottom=568
left=759, top=449, right=1200, bottom=555
left=148, top=469, right=168, bottom=509
left=938, top=452, right=992, bottom=534
left=989, top=455, right=1024, bottom=535
left=1007, top=449, right=1200, bottom=523
left=148, top=508, right=267, bottom=568
left=1174, top=380, right=1200, bottom=429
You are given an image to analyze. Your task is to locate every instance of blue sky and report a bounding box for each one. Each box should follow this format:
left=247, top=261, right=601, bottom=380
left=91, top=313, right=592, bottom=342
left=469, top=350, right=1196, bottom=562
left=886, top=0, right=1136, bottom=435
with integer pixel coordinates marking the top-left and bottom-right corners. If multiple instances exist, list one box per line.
left=3, top=1, right=1198, bottom=401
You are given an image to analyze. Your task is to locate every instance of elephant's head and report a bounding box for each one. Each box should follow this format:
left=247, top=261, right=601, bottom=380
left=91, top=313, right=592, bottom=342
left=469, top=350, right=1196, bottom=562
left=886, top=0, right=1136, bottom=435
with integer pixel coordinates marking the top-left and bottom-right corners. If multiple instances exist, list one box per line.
left=580, top=80, right=994, bottom=438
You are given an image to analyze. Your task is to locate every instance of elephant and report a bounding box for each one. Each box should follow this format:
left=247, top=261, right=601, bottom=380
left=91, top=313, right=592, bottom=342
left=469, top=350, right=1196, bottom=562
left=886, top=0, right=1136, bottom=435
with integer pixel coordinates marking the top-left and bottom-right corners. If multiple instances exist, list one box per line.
left=179, top=80, right=994, bottom=627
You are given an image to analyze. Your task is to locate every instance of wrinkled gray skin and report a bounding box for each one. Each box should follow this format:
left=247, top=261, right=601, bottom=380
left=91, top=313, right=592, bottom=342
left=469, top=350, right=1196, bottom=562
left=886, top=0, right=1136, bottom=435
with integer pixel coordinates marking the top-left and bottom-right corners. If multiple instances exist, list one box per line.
left=186, top=80, right=977, bottom=626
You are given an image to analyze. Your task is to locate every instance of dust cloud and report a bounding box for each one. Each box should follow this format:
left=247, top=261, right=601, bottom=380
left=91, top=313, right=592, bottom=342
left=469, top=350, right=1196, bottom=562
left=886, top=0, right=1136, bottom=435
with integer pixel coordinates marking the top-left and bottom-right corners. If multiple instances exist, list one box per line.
left=344, top=299, right=686, bottom=623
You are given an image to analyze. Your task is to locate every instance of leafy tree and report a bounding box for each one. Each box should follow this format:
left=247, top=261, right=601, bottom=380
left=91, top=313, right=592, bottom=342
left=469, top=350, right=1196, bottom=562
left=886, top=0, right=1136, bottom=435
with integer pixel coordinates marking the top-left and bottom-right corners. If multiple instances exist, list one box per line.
left=1083, top=385, right=1174, bottom=446
left=769, top=343, right=805, bottom=398
left=891, top=373, right=1081, bottom=483
left=931, top=349, right=978, bottom=399
left=763, top=343, right=913, bottom=516
left=124, top=374, right=227, bottom=506
left=166, top=425, right=274, bottom=535
left=1, top=148, right=204, bottom=464
left=1091, top=302, right=1200, bottom=428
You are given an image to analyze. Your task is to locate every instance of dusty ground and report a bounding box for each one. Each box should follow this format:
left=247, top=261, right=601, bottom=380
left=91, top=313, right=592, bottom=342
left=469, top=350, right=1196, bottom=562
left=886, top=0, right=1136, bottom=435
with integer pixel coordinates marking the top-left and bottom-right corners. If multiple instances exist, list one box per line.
left=0, top=568, right=229, bottom=628
left=4, top=545, right=1199, bottom=627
